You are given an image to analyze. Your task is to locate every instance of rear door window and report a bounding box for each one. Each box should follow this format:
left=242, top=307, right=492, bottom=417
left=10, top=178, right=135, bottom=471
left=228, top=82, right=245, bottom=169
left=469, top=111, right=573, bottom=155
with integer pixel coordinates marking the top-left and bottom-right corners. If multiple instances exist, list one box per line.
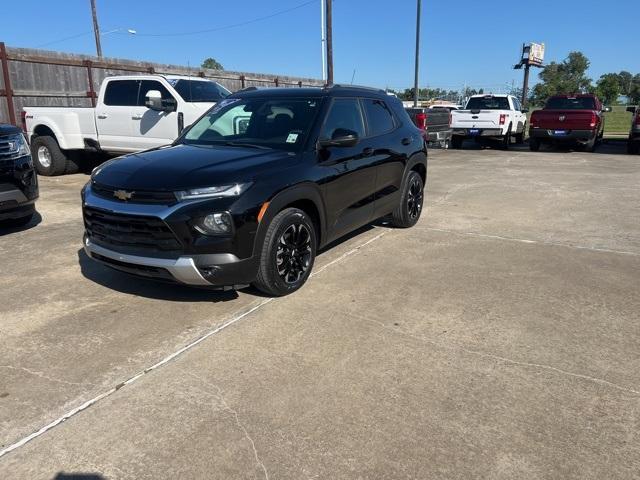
left=362, top=99, right=395, bottom=136
left=103, top=80, right=140, bottom=106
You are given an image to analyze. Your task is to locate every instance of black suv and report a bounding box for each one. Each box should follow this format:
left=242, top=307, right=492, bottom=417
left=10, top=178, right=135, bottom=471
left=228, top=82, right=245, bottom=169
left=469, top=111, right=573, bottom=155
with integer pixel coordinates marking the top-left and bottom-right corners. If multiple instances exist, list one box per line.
left=82, top=85, right=427, bottom=296
left=0, top=124, right=38, bottom=227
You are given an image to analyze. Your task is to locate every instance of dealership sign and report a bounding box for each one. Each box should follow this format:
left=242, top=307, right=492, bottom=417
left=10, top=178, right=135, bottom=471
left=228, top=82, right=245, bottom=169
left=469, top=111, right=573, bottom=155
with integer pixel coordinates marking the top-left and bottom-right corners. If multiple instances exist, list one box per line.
left=528, top=43, right=545, bottom=66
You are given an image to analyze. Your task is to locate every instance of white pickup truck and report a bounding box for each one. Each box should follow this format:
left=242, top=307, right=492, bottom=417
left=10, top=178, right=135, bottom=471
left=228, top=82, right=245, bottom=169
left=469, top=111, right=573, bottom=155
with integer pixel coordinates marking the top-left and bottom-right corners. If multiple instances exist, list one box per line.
left=24, top=75, right=231, bottom=175
left=450, top=94, right=528, bottom=149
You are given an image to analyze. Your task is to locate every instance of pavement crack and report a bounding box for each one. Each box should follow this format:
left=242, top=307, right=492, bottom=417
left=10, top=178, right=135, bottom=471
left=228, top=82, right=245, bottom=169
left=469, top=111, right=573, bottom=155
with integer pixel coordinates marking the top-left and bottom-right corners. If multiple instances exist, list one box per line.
left=357, top=316, right=640, bottom=397
left=185, top=372, right=269, bottom=480
left=0, top=365, right=95, bottom=387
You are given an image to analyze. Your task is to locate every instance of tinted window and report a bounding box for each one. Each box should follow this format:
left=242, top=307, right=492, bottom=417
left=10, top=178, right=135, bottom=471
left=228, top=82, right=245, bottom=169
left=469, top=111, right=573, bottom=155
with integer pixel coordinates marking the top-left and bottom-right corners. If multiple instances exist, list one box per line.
left=320, top=98, right=365, bottom=140
left=171, top=80, right=231, bottom=102
left=183, top=97, right=321, bottom=152
left=103, top=80, right=139, bottom=106
left=465, top=96, right=510, bottom=110
left=363, top=99, right=395, bottom=136
left=138, top=80, right=174, bottom=106
left=545, top=97, right=596, bottom=110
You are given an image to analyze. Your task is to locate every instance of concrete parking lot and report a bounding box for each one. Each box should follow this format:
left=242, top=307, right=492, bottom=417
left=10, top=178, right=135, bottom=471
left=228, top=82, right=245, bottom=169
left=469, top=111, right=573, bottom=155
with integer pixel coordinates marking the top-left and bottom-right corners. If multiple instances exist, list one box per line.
left=1, top=142, right=639, bottom=479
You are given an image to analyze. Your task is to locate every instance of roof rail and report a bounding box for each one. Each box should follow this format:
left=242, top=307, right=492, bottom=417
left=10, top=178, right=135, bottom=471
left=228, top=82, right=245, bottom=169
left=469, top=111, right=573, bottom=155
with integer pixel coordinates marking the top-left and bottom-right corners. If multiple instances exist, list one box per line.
left=326, top=84, right=386, bottom=94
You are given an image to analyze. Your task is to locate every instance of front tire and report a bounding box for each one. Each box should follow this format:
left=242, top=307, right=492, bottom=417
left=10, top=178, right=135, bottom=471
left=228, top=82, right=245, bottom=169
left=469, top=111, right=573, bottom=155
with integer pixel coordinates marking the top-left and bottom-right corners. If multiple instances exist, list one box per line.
left=391, top=170, right=424, bottom=228
left=31, top=135, right=76, bottom=176
left=253, top=208, right=317, bottom=297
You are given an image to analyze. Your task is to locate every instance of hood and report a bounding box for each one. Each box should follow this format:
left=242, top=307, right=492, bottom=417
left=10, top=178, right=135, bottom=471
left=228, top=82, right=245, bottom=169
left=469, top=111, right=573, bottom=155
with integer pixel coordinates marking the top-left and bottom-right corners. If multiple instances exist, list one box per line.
left=93, top=143, right=297, bottom=191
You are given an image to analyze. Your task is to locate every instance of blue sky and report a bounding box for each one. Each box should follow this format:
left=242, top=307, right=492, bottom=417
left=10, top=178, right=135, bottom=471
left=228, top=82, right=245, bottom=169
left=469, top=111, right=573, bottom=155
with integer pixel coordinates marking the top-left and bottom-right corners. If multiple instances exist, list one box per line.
left=3, top=0, right=639, bottom=92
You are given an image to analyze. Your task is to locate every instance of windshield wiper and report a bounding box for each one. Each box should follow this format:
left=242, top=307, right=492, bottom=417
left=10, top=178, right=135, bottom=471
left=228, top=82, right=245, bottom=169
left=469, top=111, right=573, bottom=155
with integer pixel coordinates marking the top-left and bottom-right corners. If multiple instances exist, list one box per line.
left=223, top=141, right=272, bottom=150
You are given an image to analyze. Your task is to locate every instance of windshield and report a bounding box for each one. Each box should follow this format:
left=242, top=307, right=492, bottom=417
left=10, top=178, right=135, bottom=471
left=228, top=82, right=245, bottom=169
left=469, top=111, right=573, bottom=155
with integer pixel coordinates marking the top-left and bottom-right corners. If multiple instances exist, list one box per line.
left=171, top=79, right=231, bottom=102
left=465, top=96, right=510, bottom=110
left=545, top=97, right=596, bottom=110
left=182, top=97, right=322, bottom=152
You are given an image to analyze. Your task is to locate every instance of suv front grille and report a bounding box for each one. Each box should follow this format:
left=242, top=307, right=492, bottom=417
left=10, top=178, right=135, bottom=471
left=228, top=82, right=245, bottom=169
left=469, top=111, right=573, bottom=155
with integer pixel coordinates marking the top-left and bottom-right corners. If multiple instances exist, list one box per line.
left=0, top=136, right=19, bottom=160
left=91, top=182, right=177, bottom=204
left=84, top=207, right=181, bottom=251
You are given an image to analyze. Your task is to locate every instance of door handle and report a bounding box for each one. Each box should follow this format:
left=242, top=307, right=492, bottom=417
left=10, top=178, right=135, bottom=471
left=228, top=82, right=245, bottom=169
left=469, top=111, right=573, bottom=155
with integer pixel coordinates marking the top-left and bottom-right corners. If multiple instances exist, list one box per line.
left=362, top=147, right=374, bottom=157
left=131, top=114, right=143, bottom=120
left=97, top=114, right=108, bottom=119
left=401, top=137, right=412, bottom=145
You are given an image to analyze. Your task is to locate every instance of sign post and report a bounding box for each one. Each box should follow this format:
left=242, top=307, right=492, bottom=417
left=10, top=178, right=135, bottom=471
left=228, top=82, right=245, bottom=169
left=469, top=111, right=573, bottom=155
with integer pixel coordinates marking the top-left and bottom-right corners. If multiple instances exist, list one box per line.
left=514, top=42, right=545, bottom=107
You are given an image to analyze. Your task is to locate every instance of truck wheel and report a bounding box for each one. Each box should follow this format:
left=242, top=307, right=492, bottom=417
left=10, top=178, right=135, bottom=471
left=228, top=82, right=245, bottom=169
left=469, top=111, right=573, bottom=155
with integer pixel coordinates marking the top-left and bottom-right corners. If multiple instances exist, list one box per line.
left=529, top=138, right=541, bottom=152
left=391, top=170, right=424, bottom=228
left=627, top=142, right=639, bottom=154
left=31, top=135, right=70, bottom=176
left=451, top=136, right=463, bottom=149
left=501, top=125, right=512, bottom=150
left=253, top=208, right=317, bottom=297
left=515, top=125, right=525, bottom=144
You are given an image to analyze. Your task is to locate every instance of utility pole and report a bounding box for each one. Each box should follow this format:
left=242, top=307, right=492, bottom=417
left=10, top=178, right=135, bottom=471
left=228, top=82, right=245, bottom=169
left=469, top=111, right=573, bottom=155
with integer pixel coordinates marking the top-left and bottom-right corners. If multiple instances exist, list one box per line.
left=325, top=0, right=333, bottom=85
left=320, top=0, right=326, bottom=82
left=413, top=0, right=422, bottom=107
left=90, top=0, right=102, bottom=58
left=521, top=63, right=530, bottom=106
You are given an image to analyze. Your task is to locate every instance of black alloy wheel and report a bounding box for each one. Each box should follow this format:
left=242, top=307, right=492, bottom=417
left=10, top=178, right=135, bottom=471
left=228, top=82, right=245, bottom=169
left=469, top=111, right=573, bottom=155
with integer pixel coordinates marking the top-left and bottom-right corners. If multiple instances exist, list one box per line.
left=276, top=223, right=313, bottom=285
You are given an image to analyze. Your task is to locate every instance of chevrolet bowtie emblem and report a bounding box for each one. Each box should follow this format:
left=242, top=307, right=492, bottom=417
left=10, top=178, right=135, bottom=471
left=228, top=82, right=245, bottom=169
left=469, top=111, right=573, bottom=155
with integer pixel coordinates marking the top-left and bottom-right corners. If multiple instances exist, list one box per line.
left=113, top=190, right=133, bottom=201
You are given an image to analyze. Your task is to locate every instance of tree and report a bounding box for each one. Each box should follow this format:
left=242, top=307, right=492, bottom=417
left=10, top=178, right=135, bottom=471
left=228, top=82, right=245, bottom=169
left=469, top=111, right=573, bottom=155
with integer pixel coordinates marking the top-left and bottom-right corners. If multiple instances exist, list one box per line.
left=531, top=51, right=592, bottom=105
left=596, top=73, right=621, bottom=105
left=629, top=74, right=640, bottom=104
left=201, top=57, right=224, bottom=70
left=616, top=71, right=633, bottom=96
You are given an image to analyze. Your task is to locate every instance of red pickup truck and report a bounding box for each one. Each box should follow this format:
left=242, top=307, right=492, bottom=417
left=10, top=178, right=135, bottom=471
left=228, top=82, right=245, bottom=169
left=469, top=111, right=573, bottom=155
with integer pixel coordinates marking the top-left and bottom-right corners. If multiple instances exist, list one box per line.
left=529, top=94, right=610, bottom=152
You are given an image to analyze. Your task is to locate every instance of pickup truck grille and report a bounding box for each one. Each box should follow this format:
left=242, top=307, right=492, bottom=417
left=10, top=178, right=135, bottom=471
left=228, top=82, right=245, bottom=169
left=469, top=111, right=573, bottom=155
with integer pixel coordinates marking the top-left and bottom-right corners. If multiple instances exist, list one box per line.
left=84, top=207, right=181, bottom=251
left=91, top=182, right=177, bottom=204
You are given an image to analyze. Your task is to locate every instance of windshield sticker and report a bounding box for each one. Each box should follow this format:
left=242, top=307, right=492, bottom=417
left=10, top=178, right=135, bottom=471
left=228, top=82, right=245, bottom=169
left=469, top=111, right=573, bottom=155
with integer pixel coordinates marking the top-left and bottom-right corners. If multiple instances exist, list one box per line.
left=286, top=133, right=299, bottom=144
left=209, top=98, right=240, bottom=114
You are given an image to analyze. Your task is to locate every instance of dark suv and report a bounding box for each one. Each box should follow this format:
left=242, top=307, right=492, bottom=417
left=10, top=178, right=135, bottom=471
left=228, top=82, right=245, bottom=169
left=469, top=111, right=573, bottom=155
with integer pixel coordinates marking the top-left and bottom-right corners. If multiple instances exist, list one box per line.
left=82, top=85, right=427, bottom=296
left=0, top=124, right=38, bottom=227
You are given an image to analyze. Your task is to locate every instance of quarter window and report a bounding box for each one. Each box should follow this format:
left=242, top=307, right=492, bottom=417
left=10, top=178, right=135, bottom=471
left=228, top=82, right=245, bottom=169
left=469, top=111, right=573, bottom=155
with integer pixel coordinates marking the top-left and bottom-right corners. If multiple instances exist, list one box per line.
left=362, top=99, right=395, bottom=136
left=103, top=80, right=139, bottom=106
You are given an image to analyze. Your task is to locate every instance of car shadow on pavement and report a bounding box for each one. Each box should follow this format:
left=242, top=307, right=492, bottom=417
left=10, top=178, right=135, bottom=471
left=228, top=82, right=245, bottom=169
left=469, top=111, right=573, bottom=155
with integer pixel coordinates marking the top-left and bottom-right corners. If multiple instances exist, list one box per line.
left=76, top=249, right=239, bottom=303
left=54, top=473, right=104, bottom=480
left=0, top=210, right=42, bottom=237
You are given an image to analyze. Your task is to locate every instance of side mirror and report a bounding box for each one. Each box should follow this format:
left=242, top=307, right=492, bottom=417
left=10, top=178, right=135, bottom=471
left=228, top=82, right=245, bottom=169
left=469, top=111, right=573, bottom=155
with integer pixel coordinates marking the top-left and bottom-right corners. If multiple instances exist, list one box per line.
left=145, top=90, right=177, bottom=112
left=603, top=106, right=612, bottom=113
left=317, top=129, right=359, bottom=149
left=145, top=90, right=163, bottom=111
left=627, top=106, right=637, bottom=113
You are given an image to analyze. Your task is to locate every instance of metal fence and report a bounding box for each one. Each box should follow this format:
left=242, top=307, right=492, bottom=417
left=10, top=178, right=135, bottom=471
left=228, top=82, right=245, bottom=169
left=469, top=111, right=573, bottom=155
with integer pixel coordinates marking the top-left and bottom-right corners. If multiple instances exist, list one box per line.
left=0, top=42, right=324, bottom=126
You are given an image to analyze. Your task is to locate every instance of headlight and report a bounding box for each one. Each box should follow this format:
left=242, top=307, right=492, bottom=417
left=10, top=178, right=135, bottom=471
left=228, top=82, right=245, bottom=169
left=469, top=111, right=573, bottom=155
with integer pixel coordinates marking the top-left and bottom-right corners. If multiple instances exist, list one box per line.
left=175, top=183, right=251, bottom=201
left=195, top=212, right=234, bottom=235
left=7, top=134, right=30, bottom=157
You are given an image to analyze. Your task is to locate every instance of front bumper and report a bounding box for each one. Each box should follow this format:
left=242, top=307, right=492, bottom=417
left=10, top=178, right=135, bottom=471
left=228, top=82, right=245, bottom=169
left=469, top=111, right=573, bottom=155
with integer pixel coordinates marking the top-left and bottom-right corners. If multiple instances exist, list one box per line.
left=452, top=128, right=504, bottom=138
left=84, top=236, right=258, bottom=287
left=529, top=128, right=596, bottom=143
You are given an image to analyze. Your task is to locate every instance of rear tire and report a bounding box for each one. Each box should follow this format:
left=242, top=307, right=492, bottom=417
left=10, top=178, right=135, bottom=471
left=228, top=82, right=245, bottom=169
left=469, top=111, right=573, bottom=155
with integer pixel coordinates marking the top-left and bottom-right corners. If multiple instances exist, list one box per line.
left=628, top=141, right=639, bottom=154
left=529, top=137, right=541, bottom=152
left=253, top=208, right=317, bottom=297
left=515, top=125, right=525, bottom=144
left=501, top=125, right=512, bottom=150
left=391, top=170, right=424, bottom=228
left=31, top=135, right=74, bottom=176
left=451, top=135, right=463, bottom=149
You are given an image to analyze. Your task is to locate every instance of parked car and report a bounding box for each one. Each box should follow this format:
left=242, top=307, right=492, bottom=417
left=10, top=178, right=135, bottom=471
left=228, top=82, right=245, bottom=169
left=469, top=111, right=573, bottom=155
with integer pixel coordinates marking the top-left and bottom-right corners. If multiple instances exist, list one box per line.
left=23, top=75, right=231, bottom=176
left=82, top=85, right=427, bottom=296
left=529, top=94, right=610, bottom=152
left=450, top=94, right=527, bottom=149
left=0, top=124, right=38, bottom=227
left=626, top=106, right=639, bottom=154
left=405, top=107, right=452, bottom=148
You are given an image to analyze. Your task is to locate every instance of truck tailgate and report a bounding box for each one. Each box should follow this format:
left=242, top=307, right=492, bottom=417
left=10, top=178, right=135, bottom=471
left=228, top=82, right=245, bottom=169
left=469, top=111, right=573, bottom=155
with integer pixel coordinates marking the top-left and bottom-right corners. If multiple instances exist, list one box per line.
left=451, top=110, right=501, bottom=128
left=531, top=110, right=595, bottom=130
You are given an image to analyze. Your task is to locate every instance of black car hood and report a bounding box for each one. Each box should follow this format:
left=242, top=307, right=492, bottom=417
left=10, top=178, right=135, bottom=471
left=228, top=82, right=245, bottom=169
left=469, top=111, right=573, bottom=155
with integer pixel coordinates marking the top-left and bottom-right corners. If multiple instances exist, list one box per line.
left=93, top=144, right=297, bottom=190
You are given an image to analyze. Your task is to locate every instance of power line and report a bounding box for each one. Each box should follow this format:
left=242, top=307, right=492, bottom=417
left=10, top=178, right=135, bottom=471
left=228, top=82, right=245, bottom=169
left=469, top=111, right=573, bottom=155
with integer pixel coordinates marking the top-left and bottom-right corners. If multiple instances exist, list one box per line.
left=134, top=0, right=317, bottom=37
left=37, top=31, right=93, bottom=48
